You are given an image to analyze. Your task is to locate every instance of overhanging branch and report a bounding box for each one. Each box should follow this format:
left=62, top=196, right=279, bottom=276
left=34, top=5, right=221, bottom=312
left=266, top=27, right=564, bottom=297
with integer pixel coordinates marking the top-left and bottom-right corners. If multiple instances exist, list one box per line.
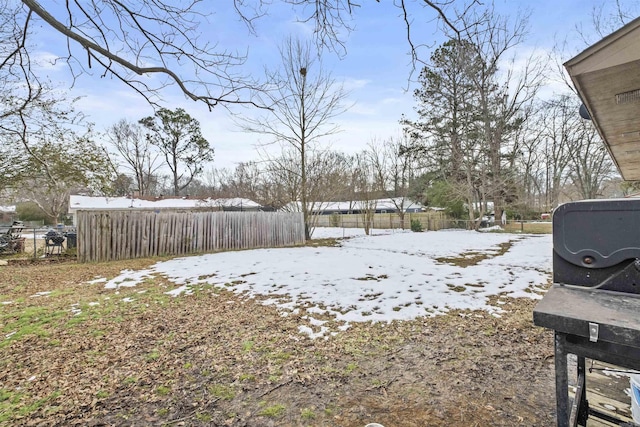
left=21, top=0, right=264, bottom=110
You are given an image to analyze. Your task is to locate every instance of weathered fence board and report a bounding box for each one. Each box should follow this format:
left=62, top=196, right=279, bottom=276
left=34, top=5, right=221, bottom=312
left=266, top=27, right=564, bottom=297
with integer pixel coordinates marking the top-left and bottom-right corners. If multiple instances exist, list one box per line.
left=76, top=210, right=305, bottom=263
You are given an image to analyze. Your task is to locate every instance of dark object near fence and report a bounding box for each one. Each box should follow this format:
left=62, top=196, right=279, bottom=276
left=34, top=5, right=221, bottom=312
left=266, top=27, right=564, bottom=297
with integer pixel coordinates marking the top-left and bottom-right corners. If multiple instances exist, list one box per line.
left=533, top=199, right=640, bottom=426
left=44, top=229, right=65, bottom=256
left=0, top=221, right=24, bottom=255
left=65, top=231, right=77, bottom=249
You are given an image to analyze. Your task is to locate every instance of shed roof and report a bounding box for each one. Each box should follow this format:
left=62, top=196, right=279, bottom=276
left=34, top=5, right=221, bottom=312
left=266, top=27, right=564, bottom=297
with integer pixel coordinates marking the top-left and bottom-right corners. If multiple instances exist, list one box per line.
left=68, top=195, right=261, bottom=212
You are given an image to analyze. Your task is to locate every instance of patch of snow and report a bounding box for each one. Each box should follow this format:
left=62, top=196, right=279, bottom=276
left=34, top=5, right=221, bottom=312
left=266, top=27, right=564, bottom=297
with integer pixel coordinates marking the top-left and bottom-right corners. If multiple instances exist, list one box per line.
left=104, top=270, right=155, bottom=289
left=165, top=285, right=189, bottom=297
left=478, top=225, right=504, bottom=232
left=298, top=325, right=329, bottom=339
left=30, top=291, right=51, bottom=298
left=307, top=317, right=326, bottom=326
left=103, top=230, right=552, bottom=338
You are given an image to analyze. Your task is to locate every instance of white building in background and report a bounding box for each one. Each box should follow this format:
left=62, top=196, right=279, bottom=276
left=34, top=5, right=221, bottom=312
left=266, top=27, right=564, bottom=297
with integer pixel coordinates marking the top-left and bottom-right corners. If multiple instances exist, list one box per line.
left=282, top=198, right=425, bottom=215
left=68, top=195, right=262, bottom=225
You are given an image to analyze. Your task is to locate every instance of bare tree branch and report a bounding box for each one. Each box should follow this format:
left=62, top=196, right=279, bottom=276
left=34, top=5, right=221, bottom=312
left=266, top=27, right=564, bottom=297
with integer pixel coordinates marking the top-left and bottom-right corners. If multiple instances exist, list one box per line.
left=20, top=0, right=265, bottom=110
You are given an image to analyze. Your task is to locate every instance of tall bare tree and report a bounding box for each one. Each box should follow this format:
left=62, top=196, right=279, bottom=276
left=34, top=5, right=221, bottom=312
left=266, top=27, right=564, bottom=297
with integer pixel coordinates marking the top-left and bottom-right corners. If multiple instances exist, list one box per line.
left=106, top=119, right=161, bottom=197
left=367, top=136, right=419, bottom=228
left=265, top=149, right=304, bottom=213
left=566, top=111, right=614, bottom=200
left=575, top=1, right=640, bottom=45
left=539, top=96, right=579, bottom=209
left=207, top=162, right=288, bottom=208
left=264, top=147, right=351, bottom=233
left=509, top=104, right=546, bottom=215
left=353, top=151, right=377, bottom=235
left=310, top=150, right=353, bottom=204
left=237, top=37, right=348, bottom=240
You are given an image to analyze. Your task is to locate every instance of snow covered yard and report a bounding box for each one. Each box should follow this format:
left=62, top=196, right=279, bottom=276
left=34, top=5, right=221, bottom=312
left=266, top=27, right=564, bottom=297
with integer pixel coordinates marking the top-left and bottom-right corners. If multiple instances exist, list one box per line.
left=101, top=228, right=552, bottom=339
left=0, top=228, right=557, bottom=426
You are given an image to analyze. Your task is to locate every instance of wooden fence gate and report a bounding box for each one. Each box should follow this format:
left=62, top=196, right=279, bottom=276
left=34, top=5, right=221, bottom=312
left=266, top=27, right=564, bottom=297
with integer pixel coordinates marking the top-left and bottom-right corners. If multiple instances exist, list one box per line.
left=76, top=210, right=305, bottom=263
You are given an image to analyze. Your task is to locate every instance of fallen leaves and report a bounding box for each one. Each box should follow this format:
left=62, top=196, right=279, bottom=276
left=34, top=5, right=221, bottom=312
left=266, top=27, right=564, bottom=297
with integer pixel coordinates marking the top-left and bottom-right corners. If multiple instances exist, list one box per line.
left=0, top=258, right=557, bottom=426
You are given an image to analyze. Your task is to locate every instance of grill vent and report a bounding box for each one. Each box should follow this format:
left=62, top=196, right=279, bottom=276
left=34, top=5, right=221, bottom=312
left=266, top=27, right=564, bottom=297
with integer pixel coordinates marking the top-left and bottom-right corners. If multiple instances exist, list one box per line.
left=616, top=89, right=640, bottom=104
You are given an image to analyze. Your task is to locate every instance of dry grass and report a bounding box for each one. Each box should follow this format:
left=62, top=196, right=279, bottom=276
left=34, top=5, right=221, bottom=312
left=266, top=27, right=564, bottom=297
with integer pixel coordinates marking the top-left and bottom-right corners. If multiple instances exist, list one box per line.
left=503, top=222, right=552, bottom=234
left=435, top=241, right=514, bottom=267
left=0, top=255, right=556, bottom=426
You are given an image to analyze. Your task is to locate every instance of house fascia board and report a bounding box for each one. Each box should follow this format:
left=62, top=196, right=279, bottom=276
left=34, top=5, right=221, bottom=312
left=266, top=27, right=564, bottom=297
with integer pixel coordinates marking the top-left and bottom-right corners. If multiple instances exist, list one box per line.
left=564, top=17, right=640, bottom=75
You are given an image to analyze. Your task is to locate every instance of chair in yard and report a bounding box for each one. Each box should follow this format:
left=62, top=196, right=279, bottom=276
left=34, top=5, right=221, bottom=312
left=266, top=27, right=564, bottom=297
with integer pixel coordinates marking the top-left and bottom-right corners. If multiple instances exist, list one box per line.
left=0, top=221, right=24, bottom=255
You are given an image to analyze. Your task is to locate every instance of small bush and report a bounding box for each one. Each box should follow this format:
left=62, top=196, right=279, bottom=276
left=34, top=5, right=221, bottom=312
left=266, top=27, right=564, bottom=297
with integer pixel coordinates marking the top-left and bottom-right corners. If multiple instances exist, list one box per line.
left=410, top=219, right=423, bottom=232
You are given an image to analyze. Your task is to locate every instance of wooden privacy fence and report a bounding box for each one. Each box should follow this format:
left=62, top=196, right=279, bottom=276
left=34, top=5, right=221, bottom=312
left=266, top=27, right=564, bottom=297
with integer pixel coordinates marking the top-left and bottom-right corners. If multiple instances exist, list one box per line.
left=313, top=213, right=552, bottom=233
left=313, top=211, right=450, bottom=231
left=76, top=210, right=305, bottom=263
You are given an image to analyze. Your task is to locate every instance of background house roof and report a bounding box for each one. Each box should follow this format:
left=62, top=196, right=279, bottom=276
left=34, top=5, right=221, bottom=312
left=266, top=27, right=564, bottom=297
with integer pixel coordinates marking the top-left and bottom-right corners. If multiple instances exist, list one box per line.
left=282, top=198, right=424, bottom=213
left=68, top=195, right=261, bottom=212
left=564, top=17, right=640, bottom=181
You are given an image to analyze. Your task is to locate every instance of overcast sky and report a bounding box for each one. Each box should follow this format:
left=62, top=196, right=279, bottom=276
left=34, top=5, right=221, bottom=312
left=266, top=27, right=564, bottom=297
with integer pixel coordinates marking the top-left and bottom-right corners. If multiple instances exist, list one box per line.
left=29, top=0, right=632, bottom=171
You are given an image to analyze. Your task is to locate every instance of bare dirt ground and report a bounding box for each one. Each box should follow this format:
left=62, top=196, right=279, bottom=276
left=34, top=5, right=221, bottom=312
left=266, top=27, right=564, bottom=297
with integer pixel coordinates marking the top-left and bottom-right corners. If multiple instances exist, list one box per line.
left=0, top=256, right=557, bottom=426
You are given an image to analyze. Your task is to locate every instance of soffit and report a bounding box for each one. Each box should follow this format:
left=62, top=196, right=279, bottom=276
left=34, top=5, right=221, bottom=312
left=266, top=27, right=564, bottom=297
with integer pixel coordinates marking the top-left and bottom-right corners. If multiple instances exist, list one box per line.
left=565, top=18, right=640, bottom=181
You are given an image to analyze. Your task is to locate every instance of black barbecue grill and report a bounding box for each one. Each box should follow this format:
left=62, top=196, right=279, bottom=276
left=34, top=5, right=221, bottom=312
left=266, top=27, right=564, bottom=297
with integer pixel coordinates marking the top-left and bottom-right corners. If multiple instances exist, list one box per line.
left=533, top=199, right=640, bottom=426
left=44, top=229, right=65, bottom=256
